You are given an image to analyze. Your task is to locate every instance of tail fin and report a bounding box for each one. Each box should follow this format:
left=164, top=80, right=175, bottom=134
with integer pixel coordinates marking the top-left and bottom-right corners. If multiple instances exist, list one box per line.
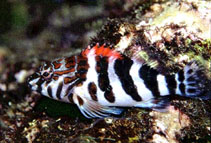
left=176, top=61, right=210, bottom=99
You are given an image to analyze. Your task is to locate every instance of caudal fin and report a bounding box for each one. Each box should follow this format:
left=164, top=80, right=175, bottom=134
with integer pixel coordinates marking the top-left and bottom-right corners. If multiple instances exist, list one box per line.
left=176, top=61, right=210, bottom=99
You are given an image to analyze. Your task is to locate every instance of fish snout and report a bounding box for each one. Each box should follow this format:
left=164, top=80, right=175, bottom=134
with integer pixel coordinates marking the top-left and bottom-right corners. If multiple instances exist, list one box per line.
left=27, top=73, right=40, bottom=91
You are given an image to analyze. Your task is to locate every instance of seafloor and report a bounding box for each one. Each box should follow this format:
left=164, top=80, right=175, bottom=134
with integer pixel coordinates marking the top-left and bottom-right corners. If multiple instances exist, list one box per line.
left=0, top=0, right=210, bottom=143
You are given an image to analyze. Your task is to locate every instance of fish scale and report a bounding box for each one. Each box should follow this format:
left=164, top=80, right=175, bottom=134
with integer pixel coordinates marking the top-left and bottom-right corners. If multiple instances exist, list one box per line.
left=28, top=44, right=210, bottom=118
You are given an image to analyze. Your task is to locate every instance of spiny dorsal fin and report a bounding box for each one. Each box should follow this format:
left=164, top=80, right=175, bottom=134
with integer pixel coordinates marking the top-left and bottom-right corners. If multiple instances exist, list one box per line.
left=81, top=43, right=123, bottom=60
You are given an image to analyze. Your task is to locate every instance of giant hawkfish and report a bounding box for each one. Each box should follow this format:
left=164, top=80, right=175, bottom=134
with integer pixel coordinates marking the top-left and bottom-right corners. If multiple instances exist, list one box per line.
left=28, top=44, right=211, bottom=118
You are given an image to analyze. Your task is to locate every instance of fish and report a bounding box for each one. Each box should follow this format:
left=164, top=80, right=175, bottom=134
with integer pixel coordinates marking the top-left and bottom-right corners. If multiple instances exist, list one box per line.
left=28, top=44, right=210, bottom=118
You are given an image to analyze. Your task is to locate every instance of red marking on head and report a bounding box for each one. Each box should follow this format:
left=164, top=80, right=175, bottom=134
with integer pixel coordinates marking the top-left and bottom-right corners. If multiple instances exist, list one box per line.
left=54, top=68, right=75, bottom=75
left=81, top=43, right=122, bottom=60
left=65, top=56, right=76, bottom=68
left=65, top=63, right=75, bottom=68
left=52, top=61, right=62, bottom=69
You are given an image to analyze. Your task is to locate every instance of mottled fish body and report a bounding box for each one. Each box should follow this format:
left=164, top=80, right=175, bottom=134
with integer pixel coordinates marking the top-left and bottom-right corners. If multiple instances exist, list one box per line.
left=28, top=44, right=210, bottom=118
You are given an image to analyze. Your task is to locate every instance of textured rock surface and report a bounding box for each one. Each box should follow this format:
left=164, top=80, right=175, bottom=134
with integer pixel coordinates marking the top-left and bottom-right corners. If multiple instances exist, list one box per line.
left=0, top=0, right=210, bottom=142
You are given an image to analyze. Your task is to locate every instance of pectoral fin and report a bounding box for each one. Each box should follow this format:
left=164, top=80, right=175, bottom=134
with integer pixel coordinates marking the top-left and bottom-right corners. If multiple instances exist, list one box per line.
left=72, top=94, right=124, bottom=118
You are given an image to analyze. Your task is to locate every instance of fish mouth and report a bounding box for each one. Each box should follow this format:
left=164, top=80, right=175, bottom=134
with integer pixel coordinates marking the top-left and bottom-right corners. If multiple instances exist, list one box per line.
left=27, top=73, right=42, bottom=92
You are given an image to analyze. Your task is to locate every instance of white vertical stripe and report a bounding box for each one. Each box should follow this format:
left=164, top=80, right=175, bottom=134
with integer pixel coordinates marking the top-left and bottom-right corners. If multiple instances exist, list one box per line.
left=41, top=82, right=49, bottom=97
left=129, top=60, right=154, bottom=101
left=106, top=59, right=136, bottom=106
left=175, top=74, right=182, bottom=95
left=156, top=74, right=169, bottom=96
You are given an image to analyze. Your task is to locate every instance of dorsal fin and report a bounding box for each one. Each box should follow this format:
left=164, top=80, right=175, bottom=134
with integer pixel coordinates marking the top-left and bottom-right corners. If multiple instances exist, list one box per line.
left=81, top=43, right=123, bottom=60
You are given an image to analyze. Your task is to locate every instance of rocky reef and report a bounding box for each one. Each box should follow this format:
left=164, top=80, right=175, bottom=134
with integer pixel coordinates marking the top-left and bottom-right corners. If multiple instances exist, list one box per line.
left=0, top=0, right=210, bottom=142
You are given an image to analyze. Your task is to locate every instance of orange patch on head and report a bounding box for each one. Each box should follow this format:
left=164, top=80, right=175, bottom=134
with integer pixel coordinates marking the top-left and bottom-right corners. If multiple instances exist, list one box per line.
left=52, top=61, right=62, bottom=69
left=54, top=68, right=75, bottom=75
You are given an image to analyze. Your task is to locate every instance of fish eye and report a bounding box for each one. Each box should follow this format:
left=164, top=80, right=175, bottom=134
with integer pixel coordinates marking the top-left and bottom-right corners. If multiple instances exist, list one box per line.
left=42, top=71, right=53, bottom=80
left=43, top=72, right=49, bottom=77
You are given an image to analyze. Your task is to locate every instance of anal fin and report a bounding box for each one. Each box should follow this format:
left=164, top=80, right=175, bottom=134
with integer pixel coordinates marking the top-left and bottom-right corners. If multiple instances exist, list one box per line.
left=134, top=97, right=171, bottom=112
left=73, top=94, right=124, bottom=118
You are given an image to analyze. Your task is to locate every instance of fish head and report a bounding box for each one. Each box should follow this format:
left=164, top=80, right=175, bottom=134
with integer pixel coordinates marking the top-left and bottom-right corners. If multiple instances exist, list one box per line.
left=28, top=58, right=79, bottom=103
left=28, top=62, right=54, bottom=93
